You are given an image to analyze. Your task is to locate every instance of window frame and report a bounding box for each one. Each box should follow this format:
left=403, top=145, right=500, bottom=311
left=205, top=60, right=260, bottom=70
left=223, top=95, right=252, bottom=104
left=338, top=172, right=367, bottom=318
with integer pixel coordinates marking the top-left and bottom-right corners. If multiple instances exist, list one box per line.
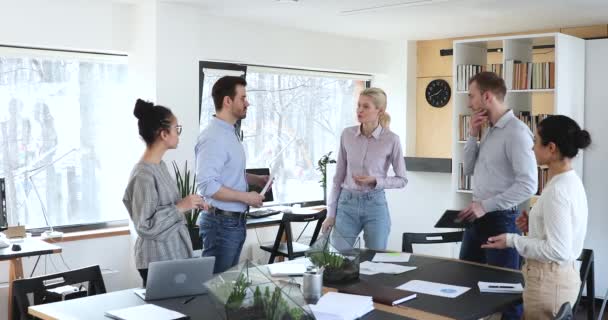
left=0, top=45, right=130, bottom=233
left=198, top=61, right=372, bottom=206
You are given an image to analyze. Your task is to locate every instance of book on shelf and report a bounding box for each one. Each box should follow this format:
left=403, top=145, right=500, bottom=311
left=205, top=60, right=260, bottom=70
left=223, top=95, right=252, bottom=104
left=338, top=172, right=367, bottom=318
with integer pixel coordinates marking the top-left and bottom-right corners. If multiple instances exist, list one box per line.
left=537, top=166, right=549, bottom=195
left=458, top=114, right=488, bottom=141
left=457, top=64, right=504, bottom=92
left=505, top=60, right=555, bottom=90
left=456, top=64, right=484, bottom=91
left=516, top=112, right=550, bottom=134
left=458, top=163, right=473, bottom=191
left=487, top=63, right=503, bottom=78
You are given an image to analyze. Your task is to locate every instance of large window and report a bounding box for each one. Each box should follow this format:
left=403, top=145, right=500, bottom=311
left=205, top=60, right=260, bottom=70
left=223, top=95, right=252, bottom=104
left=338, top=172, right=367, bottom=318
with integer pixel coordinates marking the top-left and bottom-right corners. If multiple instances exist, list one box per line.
left=199, top=63, right=370, bottom=204
left=0, top=47, right=129, bottom=229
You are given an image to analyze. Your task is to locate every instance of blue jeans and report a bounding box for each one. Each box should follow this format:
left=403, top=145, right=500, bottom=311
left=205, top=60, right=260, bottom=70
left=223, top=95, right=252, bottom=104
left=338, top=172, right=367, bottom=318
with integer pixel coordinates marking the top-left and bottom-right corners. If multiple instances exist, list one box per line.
left=199, top=213, right=247, bottom=274
left=333, top=189, right=391, bottom=250
left=459, top=208, right=522, bottom=320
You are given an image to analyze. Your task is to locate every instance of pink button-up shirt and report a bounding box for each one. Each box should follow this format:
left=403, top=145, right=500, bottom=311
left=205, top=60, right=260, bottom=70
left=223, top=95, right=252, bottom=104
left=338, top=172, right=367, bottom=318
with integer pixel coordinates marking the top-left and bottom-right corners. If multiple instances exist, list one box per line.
left=327, top=125, right=407, bottom=217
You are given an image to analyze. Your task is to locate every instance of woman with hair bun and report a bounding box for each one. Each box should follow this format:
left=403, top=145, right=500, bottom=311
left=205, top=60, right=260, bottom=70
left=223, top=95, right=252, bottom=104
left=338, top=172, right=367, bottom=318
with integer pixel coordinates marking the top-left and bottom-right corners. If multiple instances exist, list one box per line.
left=123, top=99, right=207, bottom=286
left=483, top=115, right=591, bottom=319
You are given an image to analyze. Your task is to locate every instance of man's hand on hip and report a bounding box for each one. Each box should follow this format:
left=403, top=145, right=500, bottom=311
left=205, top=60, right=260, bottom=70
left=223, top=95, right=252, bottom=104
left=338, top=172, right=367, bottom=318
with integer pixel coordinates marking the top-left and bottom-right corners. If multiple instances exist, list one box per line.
left=457, top=201, right=487, bottom=222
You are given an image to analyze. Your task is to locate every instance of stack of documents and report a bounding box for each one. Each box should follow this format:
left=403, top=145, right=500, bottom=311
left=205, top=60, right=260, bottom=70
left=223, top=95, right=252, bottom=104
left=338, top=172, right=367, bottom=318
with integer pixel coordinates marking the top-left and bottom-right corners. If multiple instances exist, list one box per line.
left=371, top=252, right=411, bottom=263
left=309, top=292, right=374, bottom=320
left=478, top=281, right=524, bottom=293
left=359, top=261, right=416, bottom=275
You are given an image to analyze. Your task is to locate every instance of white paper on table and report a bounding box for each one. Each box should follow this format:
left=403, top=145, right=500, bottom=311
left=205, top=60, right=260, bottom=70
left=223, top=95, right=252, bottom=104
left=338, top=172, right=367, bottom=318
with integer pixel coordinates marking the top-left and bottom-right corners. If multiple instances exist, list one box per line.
left=360, top=261, right=416, bottom=275
left=309, top=292, right=374, bottom=320
left=396, top=280, right=470, bottom=298
left=371, top=252, right=411, bottom=263
left=478, top=281, right=524, bottom=293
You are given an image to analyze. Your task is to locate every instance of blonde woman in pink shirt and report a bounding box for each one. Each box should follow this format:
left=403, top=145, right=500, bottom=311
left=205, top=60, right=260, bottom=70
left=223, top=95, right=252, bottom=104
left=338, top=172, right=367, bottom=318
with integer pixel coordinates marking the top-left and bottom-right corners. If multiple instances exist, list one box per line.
left=321, top=88, right=407, bottom=250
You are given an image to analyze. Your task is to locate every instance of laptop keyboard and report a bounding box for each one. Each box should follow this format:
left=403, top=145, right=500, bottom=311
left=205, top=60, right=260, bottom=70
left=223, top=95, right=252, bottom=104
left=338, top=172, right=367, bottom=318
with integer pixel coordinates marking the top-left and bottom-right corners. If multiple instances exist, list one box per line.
left=247, top=209, right=281, bottom=219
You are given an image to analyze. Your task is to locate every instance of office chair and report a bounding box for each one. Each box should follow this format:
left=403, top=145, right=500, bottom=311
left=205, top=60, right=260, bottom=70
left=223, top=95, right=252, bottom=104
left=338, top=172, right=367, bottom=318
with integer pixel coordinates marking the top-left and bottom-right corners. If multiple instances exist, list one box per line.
left=12, top=265, right=106, bottom=320
left=402, top=231, right=464, bottom=253
left=554, top=302, right=573, bottom=320
left=260, top=209, right=326, bottom=264
left=573, top=249, right=595, bottom=320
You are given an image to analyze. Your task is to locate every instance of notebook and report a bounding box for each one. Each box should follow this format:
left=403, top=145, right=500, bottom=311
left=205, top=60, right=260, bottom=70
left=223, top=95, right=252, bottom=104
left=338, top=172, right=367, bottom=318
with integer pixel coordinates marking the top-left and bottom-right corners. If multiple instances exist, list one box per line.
left=309, top=292, right=374, bottom=320
left=434, top=210, right=473, bottom=228
left=104, top=304, right=188, bottom=320
left=478, top=281, right=524, bottom=294
left=339, top=281, right=417, bottom=306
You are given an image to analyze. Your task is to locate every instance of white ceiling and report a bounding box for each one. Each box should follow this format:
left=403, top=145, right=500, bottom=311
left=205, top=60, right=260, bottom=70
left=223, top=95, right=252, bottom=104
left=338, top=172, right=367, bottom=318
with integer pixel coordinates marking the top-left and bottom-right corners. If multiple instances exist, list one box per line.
left=146, top=0, right=608, bottom=40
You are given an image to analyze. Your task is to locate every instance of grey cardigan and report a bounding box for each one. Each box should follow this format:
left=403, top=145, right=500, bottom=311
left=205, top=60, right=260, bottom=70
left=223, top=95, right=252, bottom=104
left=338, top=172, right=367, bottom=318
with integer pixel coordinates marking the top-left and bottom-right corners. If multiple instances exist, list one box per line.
left=123, top=161, right=193, bottom=269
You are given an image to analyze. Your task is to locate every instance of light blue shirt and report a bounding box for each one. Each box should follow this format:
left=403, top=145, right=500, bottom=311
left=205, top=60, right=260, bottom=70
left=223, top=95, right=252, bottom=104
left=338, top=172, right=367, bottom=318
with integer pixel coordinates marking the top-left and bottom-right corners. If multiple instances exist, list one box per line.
left=463, top=110, right=538, bottom=212
left=195, top=117, right=248, bottom=212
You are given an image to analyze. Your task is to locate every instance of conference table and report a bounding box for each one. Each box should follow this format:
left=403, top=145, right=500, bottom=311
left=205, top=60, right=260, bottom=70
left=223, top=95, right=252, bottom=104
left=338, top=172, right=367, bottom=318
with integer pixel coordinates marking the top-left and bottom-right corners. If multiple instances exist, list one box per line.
left=29, top=250, right=523, bottom=320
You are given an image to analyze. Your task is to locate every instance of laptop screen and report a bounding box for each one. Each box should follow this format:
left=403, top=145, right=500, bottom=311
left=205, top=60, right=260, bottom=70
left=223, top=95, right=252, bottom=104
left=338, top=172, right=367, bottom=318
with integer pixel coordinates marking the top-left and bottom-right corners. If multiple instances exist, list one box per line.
left=245, top=168, right=274, bottom=202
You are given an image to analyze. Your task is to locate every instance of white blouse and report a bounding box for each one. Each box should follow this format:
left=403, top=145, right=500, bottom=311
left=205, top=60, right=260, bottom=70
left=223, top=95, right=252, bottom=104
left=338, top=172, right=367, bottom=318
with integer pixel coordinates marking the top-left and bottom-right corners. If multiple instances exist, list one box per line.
left=506, top=170, right=588, bottom=263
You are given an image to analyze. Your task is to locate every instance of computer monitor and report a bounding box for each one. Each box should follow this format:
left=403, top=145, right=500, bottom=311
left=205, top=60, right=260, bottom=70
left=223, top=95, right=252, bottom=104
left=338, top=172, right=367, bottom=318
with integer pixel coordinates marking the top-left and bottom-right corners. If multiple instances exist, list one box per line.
left=0, top=178, right=7, bottom=231
left=245, top=168, right=274, bottom=202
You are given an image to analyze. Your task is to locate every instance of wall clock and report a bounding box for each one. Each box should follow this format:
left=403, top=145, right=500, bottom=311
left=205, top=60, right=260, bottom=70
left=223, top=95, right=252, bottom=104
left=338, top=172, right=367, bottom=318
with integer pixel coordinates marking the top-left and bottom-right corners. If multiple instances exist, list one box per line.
left=425, top=79, right=451, bottom=108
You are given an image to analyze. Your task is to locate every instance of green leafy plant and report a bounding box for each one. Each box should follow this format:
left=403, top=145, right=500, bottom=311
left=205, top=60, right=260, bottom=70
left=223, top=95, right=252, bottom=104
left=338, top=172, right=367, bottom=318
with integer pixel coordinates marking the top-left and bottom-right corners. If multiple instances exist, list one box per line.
left=171, top=160, right=200, bottom=228
left=307, top=237, right=346, bottom=270
left=226, top=273, right=251, bottom=310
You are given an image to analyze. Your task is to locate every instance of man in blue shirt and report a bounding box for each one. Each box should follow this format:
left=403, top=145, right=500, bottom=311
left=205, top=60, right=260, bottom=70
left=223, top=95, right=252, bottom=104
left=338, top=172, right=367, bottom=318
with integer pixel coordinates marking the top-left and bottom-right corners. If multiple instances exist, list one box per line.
left=196, top=76, right=267, bottom=273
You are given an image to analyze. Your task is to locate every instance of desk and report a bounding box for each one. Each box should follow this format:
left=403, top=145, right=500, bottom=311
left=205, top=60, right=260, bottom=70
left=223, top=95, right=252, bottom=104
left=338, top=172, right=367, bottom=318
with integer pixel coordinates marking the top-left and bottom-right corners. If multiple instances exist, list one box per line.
left=326, top=250, right=524, bottom=320
left=29, top=251, right=522, bottom=320
left=245, top=205, right=326, bottom=229
left=0, top=237, right=62, bottom=320
left=29, top=288, right=411, bottom=320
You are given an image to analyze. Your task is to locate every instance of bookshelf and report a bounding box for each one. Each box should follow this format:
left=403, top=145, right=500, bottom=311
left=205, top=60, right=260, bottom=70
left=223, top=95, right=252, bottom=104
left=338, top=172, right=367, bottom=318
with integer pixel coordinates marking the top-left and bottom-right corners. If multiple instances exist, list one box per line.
left=451, top=33, right=585, bottom=210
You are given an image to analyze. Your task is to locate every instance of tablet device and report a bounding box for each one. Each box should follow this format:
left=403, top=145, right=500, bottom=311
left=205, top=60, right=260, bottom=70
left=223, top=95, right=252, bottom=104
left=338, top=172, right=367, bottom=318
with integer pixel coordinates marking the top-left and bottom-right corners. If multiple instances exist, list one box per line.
left=434, top=210, right=472, bottom=228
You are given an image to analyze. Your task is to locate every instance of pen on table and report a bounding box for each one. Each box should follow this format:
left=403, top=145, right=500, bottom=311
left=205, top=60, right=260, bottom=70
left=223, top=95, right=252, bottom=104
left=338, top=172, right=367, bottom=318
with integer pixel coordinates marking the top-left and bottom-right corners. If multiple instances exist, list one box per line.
left=183, top=296, right=196, bottom=304
left=488, top=285, right=515, bottom=288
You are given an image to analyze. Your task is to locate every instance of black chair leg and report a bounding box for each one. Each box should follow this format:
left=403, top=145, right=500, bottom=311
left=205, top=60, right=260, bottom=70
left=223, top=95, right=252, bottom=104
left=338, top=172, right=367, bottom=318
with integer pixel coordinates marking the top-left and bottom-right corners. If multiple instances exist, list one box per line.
left=587, top=262, right=595, bottom=320
left=268, top=253, right=276, bottom=265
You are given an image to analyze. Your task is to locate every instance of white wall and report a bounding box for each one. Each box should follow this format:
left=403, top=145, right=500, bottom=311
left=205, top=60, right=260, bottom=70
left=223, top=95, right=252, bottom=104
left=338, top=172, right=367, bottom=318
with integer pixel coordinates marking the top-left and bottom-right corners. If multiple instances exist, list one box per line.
left=0, top=0, right=130, bottom=53
left=583, top=39, right=608, bottom=298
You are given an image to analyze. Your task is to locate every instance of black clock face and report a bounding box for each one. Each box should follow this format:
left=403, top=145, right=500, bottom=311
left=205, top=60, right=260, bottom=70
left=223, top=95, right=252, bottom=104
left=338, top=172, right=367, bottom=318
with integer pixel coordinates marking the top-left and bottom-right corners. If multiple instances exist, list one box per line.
left=425, top=79, right=451, bottom=108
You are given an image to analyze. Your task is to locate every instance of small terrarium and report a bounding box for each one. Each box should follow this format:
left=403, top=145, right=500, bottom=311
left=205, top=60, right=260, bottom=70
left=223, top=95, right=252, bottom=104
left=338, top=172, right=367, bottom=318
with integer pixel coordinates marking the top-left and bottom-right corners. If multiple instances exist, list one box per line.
left=204, top=260, right=314, bottom=320
left=305, top=228, right=361, bottom=284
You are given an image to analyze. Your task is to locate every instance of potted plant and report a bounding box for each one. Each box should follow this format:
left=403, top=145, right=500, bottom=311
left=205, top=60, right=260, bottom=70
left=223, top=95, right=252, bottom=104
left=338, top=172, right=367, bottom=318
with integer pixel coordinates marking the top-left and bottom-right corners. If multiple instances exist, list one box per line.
left=171, top=160, right=202, bottom=250
left=306, top=229, right=360, bottom=284
left=316, top=151, right=336, bottom=203
left=205, top=261, right=314, bottom=320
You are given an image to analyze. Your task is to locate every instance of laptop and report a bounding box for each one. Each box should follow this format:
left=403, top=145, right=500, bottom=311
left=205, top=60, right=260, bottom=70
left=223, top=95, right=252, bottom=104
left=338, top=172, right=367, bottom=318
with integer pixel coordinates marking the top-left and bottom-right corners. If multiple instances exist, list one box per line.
left=134, top=257, right=215, bottom=301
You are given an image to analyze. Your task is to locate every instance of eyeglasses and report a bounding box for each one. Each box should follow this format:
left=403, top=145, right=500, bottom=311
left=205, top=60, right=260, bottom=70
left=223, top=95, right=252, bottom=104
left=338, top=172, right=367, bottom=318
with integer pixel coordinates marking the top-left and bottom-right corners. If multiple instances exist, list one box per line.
left=174, top=125, right=182, bottom=135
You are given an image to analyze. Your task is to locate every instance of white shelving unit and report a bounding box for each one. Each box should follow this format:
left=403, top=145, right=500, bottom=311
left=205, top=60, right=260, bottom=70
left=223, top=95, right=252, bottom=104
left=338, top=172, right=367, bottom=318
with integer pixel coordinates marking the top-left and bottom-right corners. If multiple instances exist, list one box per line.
left=451, top=33, right=585, bottom=209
